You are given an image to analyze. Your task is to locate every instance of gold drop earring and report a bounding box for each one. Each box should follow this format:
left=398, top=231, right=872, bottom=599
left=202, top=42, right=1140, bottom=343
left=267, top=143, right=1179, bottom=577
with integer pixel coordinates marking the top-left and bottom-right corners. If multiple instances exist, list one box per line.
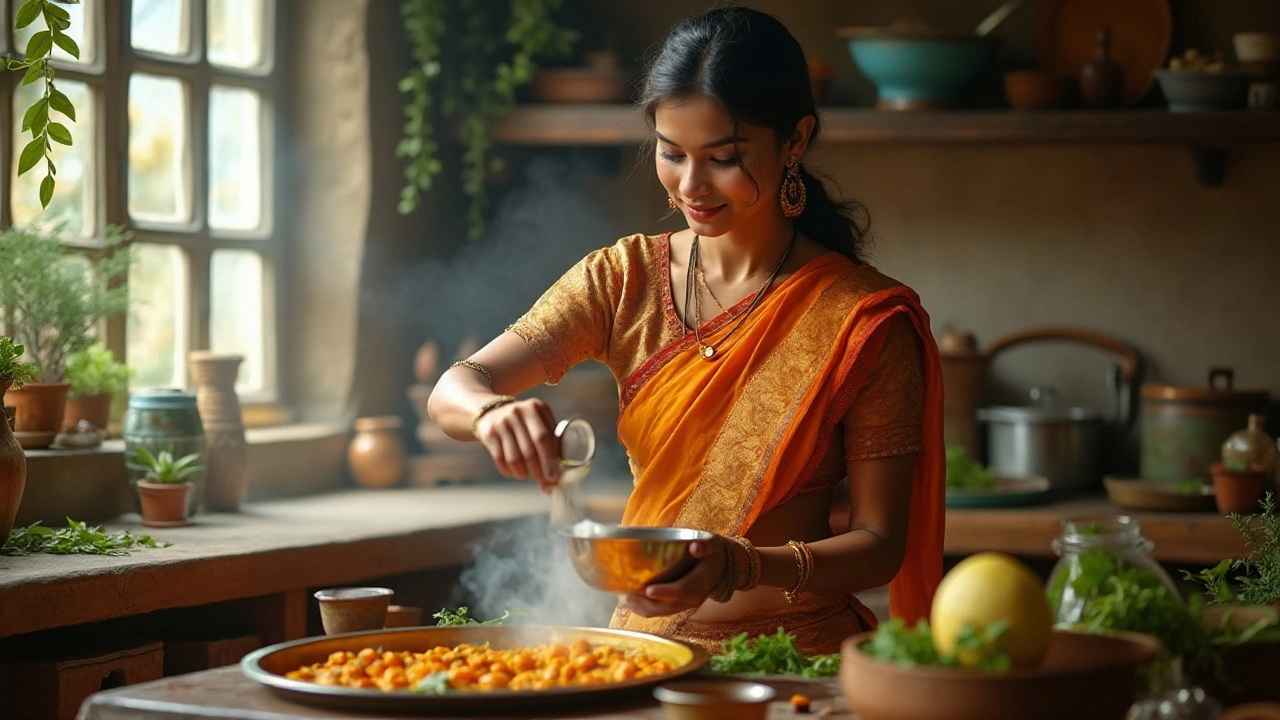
left=780, top=157, right=806, bottom=218
left=668, top=196, right=677, bottom=210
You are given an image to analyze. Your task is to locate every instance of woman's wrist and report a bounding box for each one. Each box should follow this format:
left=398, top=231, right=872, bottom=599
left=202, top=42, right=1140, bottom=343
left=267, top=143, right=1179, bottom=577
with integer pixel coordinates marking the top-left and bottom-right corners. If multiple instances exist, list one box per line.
left=471, top=394, right=516, bottom=436
left=757, top=545, right=805, bottom=593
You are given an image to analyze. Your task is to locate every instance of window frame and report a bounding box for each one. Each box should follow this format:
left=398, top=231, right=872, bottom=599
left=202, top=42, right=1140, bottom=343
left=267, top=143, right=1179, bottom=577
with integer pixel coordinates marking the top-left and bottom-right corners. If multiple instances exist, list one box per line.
left=2, top=0, right=287, bottom=407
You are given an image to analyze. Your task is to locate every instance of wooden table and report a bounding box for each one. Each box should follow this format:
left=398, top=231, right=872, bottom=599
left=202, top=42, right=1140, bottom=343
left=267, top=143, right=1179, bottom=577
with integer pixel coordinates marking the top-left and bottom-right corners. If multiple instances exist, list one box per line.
left=77, top=665, right=849, bottom=719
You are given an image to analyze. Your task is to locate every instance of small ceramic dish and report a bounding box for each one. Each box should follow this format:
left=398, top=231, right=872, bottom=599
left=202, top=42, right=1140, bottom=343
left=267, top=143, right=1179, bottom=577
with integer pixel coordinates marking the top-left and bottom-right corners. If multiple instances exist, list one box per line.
left=945, top=476, right=1051, bottom=509
left=653, top=680, right=775, bottom=720
left=1103, top=475, right=1216, bottom=513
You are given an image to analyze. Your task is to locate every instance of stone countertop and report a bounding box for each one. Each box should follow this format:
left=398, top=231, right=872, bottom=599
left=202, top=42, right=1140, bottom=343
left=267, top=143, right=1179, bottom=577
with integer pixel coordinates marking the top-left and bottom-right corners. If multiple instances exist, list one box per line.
left=77, top=664, right=851, bottom=720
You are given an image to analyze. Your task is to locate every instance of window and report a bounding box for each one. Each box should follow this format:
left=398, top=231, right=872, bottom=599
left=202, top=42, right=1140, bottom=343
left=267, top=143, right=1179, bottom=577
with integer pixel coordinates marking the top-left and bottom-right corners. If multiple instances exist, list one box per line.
left=3, top=0, right=282, bottom=402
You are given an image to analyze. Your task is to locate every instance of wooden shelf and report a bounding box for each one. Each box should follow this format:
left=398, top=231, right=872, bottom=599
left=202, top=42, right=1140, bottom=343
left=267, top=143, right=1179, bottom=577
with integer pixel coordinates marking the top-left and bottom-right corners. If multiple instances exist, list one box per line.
left=491, top=104, right=1280, bottom=146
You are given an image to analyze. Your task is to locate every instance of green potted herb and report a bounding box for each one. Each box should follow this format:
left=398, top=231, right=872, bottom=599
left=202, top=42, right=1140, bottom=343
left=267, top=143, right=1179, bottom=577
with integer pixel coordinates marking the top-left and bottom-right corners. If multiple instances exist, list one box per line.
left=1209, top=457, right=1270, bottom=514
left=1, top=336, right=38, bottom=544
left=134, top=448, right=203, bottom=528
left=0, top=224, right=130, bottom=447
left=1183, top=492, right=1280, bottom=704
left=62, top=342, right=131, bottom=433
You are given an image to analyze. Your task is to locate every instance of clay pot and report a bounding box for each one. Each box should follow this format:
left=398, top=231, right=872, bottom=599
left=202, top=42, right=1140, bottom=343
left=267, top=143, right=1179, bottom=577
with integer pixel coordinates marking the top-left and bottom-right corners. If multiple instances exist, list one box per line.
left=1004, top=70, right=1072, bottom=110
left=314, top=587, right=393, bottom=635
left=5, top=381, right=72, bottom=449
left=189, top=352, right=249, bottom=512
left=1080, top=27, right=1124, bottom=108
left=63, top=392, right=113, bottom=432
left=348, top=416, right=407, bottom=489
left=0, top=381, right=28, bottom=545
left=137, top=481, right=192, bottom=527
left=1197, top=605, right=1280, bottom=706
left=1210, top=462, right=1269, bottom=514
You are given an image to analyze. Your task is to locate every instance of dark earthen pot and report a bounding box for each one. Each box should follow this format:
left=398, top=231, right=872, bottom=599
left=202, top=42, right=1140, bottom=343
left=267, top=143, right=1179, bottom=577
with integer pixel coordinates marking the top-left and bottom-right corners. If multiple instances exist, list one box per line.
left=1211, top=462, right=1269, bottom=514
left=0, top=381, right=27, bottom=544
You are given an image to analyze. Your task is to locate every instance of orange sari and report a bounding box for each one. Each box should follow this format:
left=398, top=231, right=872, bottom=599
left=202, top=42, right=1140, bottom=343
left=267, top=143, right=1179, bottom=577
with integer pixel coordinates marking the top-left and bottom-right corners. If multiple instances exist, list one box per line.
left=609, top=252, right=945, bottom=644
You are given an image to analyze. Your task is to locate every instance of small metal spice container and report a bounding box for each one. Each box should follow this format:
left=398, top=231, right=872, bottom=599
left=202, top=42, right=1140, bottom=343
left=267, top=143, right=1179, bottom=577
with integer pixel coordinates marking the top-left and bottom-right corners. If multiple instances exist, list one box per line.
left=123, top=389, right=206, bottom=516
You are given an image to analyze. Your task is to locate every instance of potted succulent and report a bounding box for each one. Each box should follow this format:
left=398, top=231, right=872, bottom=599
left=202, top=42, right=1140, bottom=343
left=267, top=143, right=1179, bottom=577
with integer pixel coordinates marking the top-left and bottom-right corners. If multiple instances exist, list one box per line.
left=0, top=224, right=130, bottom=448
left=62, top=342, right=131, bottom=433
left=134, top=448, right=203, bottom=528
left=1210, top=457, right=1270, bottom=514
left=1, top=336, right=38, bottom=543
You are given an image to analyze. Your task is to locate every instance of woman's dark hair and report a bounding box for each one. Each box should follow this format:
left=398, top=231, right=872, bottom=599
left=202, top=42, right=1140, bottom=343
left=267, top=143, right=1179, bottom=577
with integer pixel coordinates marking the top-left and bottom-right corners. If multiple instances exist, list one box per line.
left=640, top=6, right=869, bottom=262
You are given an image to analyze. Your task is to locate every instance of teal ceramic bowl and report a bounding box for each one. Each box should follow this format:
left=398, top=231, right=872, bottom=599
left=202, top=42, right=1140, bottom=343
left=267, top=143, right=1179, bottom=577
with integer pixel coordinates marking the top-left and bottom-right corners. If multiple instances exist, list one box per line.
left=839, top=27, right=998, bottom=110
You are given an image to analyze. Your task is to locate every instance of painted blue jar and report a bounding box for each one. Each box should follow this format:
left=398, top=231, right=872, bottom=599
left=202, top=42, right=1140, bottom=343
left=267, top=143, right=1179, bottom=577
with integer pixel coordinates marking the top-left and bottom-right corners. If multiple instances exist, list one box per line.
left=124, top=389, right=206, bottom=516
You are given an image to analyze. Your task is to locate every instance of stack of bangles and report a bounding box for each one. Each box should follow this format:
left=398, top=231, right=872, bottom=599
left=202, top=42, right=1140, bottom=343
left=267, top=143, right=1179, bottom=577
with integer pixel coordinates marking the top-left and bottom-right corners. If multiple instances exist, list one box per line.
left=450, top=360, right=517, bottom=436
left=710, top=537, right=813, bottom=605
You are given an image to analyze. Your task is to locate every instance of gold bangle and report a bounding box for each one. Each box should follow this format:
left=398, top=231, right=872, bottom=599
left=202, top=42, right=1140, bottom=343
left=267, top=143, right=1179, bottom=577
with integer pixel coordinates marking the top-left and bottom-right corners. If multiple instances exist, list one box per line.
left=784, top=540, right=813, bottom=604
left=710, top=541, right=736, bottom=603
left=471, top=395, right=516, bottom=436
left=730, top=536, right=760, bottom=591
left=451, top=359, right=493, bottom=387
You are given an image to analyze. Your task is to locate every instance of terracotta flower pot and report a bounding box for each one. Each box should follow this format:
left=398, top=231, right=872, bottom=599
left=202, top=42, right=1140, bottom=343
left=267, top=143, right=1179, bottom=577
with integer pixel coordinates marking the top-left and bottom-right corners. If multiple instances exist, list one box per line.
left=63, top=392, right=113, bottom=432
left=1210, top=462, right=1269, bottom=514
left=0, top=381, right=27, bottom=545
left=137, top=481, right=192, bottom=527
left=5, top=381, right=71, bottom=449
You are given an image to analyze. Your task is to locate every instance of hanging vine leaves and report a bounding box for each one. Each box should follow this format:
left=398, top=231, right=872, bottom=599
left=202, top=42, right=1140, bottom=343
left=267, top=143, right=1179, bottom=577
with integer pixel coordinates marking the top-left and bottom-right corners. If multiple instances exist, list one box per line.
left=7, top=0, right=81, bottom=209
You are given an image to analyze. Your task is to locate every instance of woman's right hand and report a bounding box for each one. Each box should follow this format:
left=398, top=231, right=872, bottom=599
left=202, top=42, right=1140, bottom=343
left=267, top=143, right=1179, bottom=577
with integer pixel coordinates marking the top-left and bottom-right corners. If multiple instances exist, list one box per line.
left=473, top=397, right=562, bottom=489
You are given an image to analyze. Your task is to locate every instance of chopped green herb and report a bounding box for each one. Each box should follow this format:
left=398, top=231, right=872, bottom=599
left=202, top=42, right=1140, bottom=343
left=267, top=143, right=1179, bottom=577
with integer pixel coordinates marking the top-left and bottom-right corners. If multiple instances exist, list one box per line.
left=1, top=519, right=171, bottom=557
left=709, top=627, right=840, bottom=677
left=411, top=670, right=451, bottom=695
left=1174, top=478, right=1208, bottom=495
left=860, top=618, right=1012, bottom=673
left=945, top=445, right=995, bottom=490
left=432, top=607, right=515, bottom=627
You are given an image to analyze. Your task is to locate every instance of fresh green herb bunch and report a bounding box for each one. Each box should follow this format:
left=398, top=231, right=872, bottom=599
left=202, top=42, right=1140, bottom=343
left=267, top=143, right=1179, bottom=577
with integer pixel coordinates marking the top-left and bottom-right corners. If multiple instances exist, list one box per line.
left=0, top=223, right=131, bottom=382
left=860, top=618, right=1013, bottom=673
left=397, top=0, right=578, bottom=238
left=1183, top=492, right=1280, bottom=607
left=63, top=341, right=130, bottom=398
left=8, top=0, right=81, bottom=209
left=709, top=627, right=842, bottom=677
left=2, top=518, right=170, bottom=556
left=432, top=606, right=514, bottom=626
left=134, top=448, right=203, bottom=484
left=945, top=445, right=996, bottom=490
left=0, top=336, right=38, bottom=388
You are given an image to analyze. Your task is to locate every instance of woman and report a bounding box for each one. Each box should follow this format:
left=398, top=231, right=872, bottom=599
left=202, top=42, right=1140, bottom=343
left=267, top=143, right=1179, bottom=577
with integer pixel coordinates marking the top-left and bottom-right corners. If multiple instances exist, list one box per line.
left=427, top=6, right=944, bottom=655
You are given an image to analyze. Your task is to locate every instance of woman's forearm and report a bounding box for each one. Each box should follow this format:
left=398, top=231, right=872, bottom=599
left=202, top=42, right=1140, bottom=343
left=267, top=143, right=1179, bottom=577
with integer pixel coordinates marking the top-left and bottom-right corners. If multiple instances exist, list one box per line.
left=426, top=367, right=502, bottom=441
left=755, top=528, right=906, bottom=597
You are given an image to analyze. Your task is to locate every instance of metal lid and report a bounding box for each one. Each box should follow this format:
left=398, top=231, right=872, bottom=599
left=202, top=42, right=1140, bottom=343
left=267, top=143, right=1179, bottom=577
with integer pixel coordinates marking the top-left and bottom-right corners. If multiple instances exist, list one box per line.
left=128, top=389, right=197, bottom=410
left=978, top=405, right=1101, bottom=423
left=1141, top=367, right=1269, bottom=403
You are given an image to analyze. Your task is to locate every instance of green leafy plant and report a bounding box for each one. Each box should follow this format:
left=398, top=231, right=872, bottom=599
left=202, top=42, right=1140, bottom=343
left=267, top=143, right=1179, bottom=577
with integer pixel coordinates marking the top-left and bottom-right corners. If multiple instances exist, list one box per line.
left=1, top=518, right=170, bottom=556
left=0, top=223, right=131, bottom=382
left=397, top=0, right=577, bottom=237
left=1222, top=457, right=1258, bottom=473
left=134, top=448, right=204, bottom=485
left=8, top=0, right=80, bottom=209
left=1183, top=492, right=1280, bottom=607
left=431, top=606, right=515, bottom=626
left=945, top=445, right=996, bottom=490
left=709, top=627, right=843, bottom=677
left=63, top=341, right=131, bottom=398
left=0, top=336, right=38, bottom=389
left=859, top=618, right=1013, bottom=673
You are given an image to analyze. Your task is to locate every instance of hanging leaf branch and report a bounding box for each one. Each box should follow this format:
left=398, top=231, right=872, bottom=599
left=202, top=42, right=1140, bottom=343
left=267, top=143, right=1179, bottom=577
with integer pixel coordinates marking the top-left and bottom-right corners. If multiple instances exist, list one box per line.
left=7, top=0, right=80, bottom=209
left=397, top=0, right=576, bottom=239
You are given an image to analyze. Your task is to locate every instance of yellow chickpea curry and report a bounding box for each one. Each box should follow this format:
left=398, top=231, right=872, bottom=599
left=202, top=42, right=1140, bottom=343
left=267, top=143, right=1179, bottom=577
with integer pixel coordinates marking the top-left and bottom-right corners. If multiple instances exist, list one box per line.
left=286, top=638, right=675, bottom=693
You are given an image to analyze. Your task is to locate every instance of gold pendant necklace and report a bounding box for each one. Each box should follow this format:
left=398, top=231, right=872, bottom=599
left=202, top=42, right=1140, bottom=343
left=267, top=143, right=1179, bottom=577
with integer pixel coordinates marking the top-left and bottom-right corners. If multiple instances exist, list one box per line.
left=683, top=229, right=796, bottom=361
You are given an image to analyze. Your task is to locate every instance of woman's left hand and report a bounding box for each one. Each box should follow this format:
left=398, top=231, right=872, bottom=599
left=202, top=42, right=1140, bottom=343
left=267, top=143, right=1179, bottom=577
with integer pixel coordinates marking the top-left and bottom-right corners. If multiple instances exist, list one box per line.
left=622, top=537, right=729, bottom=617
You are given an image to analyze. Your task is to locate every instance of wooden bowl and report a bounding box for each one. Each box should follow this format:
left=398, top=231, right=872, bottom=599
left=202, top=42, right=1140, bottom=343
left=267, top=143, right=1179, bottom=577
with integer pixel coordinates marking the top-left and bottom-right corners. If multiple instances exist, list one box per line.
left=1003, top=70, right=1072, bottom=110
left=1103, top=475, right=1216, bottom=512
left=841, top=630, right=1162, bottom=720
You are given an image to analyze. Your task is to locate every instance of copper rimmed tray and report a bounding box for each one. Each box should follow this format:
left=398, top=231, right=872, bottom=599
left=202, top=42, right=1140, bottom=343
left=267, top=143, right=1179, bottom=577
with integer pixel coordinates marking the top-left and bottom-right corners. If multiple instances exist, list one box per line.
left=241, top=624, right=709, bottom=714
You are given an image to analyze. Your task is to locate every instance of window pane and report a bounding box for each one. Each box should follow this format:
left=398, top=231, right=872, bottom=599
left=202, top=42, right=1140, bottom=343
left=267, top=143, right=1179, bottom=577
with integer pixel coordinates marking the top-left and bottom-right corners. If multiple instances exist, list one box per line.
left=210, top=249, right=265, bottom=393
left=128, top=74, right=191, bottom=223
left=127, top=244, right=188, bottom=391
left=14, top=0, right=94, bottom=65
left=131, top=0, right=191, bottom=57
left=209, top=85, right=263, bottom=231
left=11, top=80, right=94, bottom=236
left=208, top=0, right=269, bottom=70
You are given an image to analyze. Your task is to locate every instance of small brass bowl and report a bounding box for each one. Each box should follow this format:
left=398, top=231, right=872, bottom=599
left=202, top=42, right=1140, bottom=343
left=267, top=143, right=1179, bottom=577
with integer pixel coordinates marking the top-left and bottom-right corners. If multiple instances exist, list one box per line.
left=557, top=522, right=712, bottom=594
left=653, top=680, right=776, bottom=720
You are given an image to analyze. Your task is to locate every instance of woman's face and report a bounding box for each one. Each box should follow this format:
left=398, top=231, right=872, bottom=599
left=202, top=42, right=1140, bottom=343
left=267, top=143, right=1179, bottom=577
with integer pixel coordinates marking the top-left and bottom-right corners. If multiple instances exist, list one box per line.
left=654, top=94, right=789, bottom=237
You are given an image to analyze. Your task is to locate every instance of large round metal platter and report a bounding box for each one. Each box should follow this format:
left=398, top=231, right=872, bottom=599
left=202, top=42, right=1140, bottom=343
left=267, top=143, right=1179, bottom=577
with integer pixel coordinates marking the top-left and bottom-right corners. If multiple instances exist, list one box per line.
left=241, top=624, right=709, bottom=714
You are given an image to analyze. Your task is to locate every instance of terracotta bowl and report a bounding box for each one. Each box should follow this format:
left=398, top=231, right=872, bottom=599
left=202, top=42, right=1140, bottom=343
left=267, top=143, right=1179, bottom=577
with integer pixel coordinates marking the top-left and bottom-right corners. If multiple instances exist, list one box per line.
left=1003, top=70, right=1072, bottom=110
left=840, top=630, right=1162, bottom=720
left=314, top=587, right=393, bottom=636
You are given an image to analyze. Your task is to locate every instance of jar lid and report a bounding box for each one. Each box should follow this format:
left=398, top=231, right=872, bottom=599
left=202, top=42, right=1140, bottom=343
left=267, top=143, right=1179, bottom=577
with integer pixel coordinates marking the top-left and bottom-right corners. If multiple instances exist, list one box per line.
left=128, top=389, right=197, bottom=409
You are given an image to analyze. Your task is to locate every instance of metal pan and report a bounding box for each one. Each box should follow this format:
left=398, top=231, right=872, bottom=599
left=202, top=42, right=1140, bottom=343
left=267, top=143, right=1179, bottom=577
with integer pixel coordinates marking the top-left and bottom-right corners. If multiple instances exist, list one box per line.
left=241, top=624, right=709, bottom=714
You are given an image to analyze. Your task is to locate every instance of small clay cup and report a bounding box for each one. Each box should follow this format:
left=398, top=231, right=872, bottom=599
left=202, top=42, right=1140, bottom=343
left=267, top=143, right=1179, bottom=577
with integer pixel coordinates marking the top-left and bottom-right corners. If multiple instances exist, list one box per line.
left=314, top=587, right=394, bottom=635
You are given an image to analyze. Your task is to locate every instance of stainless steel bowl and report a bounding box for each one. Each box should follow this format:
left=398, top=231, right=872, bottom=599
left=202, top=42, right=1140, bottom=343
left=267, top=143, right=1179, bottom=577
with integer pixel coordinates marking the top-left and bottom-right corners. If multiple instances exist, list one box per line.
left=557, top=522, right=713, bottom=593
